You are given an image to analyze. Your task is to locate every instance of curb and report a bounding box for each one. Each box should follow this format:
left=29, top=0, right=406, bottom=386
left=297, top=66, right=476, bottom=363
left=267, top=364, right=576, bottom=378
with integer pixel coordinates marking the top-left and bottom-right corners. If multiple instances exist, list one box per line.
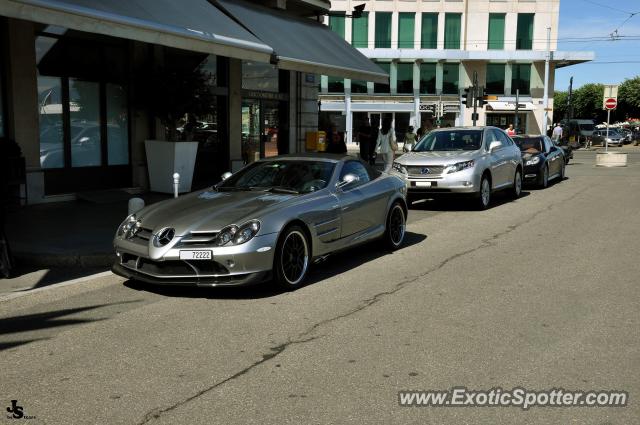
left=13, top=252, right=116, bottom=268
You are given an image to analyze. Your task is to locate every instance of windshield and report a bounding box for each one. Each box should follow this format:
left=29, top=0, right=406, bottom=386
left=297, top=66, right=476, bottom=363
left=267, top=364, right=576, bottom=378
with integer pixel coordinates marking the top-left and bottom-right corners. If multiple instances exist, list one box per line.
left=578, top=123, right=595, bottom=131
left=513, top=137, right=543, bottom=153
left=218, top=160, right=335, bottom=194
left=413, top=130, right=482, bottom=152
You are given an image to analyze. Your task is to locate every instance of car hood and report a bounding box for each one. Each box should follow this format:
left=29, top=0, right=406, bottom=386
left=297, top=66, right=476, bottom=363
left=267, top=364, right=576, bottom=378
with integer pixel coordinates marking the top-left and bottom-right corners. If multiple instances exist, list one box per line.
left=395, top=150, right=477, bottom=165
left=521, top=151, right=544, bottom=160
left=136, top=189, right=297, bottom=236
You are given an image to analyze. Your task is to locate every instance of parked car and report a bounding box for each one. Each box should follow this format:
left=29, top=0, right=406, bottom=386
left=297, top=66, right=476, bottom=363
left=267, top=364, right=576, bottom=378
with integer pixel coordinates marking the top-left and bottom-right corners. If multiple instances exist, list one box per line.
left=512, top=135, right=565, bottom=188
left=591, top=129, right=625, bottom=147
left=392, top=126, right=523, bottom=210
left=112, top=154, right=408, bottom=289
left=563, top=119, right=595, bottom=147
left=619, top=128, right=633, bottom=144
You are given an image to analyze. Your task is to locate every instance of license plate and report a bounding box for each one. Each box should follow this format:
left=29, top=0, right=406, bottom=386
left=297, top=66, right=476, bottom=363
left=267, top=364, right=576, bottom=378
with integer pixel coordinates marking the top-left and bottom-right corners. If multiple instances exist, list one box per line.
left=415, top=181, right=432, bottom=187
left=179, top=250, right=212, bottom=260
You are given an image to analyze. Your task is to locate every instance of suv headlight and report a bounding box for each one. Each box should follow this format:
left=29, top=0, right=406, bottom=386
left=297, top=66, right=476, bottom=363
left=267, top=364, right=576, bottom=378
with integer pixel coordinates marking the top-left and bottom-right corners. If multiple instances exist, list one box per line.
left=117, top=214, right=137, bottom=237
left=216, top=220, right=260, bottom=246
left=444, top=160, right=475, bottom=174
left=392, top=162, right=408, bottom=174
left=525, top=156, right=541, bottom=166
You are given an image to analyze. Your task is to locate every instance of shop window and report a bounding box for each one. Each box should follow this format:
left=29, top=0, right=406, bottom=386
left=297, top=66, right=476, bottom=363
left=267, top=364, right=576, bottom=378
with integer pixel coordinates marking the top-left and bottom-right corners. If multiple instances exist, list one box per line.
left=374, top=62, right=390, bottom=94
left=242, top=60, right=278, bottom=92
left=420, top=63, right=437, bottom=94
left=327, top=77, right=344, bottom=93
left=488, top=14, right=505, bottom=50
left=444, top=14, right=461, bottom=50
left=486, top=64, right=505, bottom=95
left=421, top=13, right=438, bottom=49
left=352, top=12, right=369, bottom=48
left=442, top=63, right=459, bottom=95
left=69, top=79, right=101, bottom=167
left=351, top=80, right=368, bottom=94
left=398, top=13, right=415, bottom=48
left=396, top=63, right=414, bottom=94
left=329, top=13, right=346, bottom=39
left=0, top=63, right=5, bottom=138
left=511, top=64, right=531, bottom=95
left=516, top=14, right=534, bottom=50
left=375, top=12, right=392, bottom=48
left=106, top=83, right=129, bottom=166
left=37, top=75, right=64, bottom=169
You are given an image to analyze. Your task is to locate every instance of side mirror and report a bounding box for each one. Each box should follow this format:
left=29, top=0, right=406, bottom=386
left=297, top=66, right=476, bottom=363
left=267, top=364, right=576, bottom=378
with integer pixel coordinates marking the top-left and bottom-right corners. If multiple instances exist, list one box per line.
left=221, top=171, right=232, bottom=181
left=337, top=173, right=360, bottom=190
left=489, top=141, right=502, bottom=152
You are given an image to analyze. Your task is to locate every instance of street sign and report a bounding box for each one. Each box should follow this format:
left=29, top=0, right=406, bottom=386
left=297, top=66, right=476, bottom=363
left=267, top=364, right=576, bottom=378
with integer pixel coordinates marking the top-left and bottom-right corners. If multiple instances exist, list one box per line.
left=604, top=98, right=617, bottom=110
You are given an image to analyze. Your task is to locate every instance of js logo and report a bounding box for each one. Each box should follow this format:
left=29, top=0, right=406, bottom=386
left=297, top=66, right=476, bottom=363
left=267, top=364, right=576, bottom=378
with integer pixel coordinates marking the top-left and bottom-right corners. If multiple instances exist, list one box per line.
left=6, top=400, right=24, bottom=419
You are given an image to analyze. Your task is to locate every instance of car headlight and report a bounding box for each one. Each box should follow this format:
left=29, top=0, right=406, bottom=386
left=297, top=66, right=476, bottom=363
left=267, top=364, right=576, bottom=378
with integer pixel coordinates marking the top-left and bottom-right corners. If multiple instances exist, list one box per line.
left=216, top=220, right=260, bottom=246
left=392, top=162, right=408, bottom=174
left=444, top=160, right=475, bottom=174
left=117, top=214, right=137, bottom=237
left=525, top=156, right=541, bottom=166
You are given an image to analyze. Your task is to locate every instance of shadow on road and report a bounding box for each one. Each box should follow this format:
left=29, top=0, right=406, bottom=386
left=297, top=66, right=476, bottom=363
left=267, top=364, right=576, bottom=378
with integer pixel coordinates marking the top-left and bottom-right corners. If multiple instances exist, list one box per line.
left=123, top=231, right=427, bottom=300
left=409, top=191, right=531, bottom=212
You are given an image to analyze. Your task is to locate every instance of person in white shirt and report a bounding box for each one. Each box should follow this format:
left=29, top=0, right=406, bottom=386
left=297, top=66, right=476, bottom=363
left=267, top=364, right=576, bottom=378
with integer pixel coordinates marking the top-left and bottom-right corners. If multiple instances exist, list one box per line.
left=376, top=117, right=396, bottom=173
left=552, top=123, right=563, bottom=142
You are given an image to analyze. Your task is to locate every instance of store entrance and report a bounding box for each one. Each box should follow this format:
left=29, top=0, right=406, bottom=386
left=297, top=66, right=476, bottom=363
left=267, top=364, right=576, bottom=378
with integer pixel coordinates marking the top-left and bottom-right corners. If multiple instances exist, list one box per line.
left=241, top=99, right=288, bottom=164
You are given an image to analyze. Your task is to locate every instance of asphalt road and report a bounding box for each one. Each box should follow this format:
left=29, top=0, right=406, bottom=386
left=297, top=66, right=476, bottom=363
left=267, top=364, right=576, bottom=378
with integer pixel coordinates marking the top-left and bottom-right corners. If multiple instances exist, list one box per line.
left=1, top=150, right=639, bottom=424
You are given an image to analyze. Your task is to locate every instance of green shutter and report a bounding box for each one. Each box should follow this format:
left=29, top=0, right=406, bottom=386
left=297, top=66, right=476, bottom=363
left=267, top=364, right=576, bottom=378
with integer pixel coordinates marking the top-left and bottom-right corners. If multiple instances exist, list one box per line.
left=329, top=14, right=345, bottom=39
left=396, top=63, right=414, bottom=94
left=328, top=76, right=344, bottom=93
left=486, top=63, right=505, bottom=94
left=421, top=13, right=438, bottom=49
left=511, top=64, right=531, bottom=95
left=374, top=62, right=391, bottom=93
left=488, top=14, right=505, bottom=50
left=442, top=63, right=459, bottom=94
left=444, top=14, right=461, bottom=50
left=516, top=14, right=534, bottom=50
left=398, top=13, right=415, bottom=49
left=375, top=12, right=392, bottom=48
left=420, top=63, right=437, bottom=94
left=352, top=12, right=369, bottom=48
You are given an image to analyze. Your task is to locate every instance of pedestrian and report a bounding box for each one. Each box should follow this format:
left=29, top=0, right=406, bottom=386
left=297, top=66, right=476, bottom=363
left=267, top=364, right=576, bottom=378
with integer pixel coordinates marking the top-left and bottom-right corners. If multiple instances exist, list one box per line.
left=368, top=116, right=380, bottom=166
left=357, top=118, right=372, bottom=162
left=326, top=125, right=346, bottom=154
left=507, top=123, right=516, bottom=136
left=403, top=126, right=417, bottom=152
left=552, top=123, right=563, bottom=143
left=416, top=120, right=432, bottom=139
left=375, top=117, right=397, bottom=173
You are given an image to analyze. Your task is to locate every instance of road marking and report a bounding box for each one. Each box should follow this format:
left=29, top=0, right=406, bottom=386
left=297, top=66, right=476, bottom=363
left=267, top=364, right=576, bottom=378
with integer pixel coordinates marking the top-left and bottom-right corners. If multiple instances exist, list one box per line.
left=0, top=270, right=114, bottom=303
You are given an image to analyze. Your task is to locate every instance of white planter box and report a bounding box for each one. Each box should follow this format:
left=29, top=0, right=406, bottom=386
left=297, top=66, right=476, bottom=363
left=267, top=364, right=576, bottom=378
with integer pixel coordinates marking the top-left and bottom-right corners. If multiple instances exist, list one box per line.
left=145, top=140, right=198, bottom=193
left=595, top=151, right=627, bottom=167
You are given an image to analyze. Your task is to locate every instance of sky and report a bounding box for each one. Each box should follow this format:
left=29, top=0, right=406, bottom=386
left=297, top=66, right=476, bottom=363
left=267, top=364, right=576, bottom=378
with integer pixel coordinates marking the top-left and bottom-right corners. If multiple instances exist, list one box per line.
left=554, top=0, right=640, bottom=90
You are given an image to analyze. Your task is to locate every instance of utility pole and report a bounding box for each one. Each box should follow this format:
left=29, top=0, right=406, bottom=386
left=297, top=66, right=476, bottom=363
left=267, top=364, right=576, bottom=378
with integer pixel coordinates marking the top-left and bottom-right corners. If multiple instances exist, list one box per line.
left=542, top=26, right=551, bottom=134
left=515, top=89, right=520, bottom=132
left=567, top=77, right=573, bottom=120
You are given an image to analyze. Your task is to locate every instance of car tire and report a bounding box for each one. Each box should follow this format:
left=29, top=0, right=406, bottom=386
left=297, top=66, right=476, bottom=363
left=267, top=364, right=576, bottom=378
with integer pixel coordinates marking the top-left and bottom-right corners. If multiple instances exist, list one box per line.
left=383, top=202, right=406, bottom=250
left=538, top=164, right=549, bottom=189
left=475, top=175, right=491, bottom=210
left=510, top=169, right=522, bottom=199
left=273, top=225, right=310, bottom=290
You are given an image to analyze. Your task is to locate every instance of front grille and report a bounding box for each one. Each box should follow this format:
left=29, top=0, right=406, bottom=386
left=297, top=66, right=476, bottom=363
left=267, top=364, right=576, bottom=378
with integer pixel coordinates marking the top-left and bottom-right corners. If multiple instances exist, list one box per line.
left=120, top=254, right=229, bottom=277
left=133, top=227, right=153, bottom=241
left=178, top=230, right=219, bottom=247
left=407, top=165, right=445, bottom=176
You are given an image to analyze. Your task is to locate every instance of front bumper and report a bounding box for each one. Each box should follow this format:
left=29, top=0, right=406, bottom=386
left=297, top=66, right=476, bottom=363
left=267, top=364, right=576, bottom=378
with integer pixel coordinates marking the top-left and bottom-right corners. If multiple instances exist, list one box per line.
left=403, top=167, right=479, bottom=194
left=523, top=164, right=543, bottom=181
left=113, top=232, right=278, bottom=287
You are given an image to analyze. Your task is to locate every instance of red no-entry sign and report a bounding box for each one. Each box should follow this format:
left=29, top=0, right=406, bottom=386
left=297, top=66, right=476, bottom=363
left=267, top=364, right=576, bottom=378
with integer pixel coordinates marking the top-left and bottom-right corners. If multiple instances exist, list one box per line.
left=604, top=98, right=617, bottom=110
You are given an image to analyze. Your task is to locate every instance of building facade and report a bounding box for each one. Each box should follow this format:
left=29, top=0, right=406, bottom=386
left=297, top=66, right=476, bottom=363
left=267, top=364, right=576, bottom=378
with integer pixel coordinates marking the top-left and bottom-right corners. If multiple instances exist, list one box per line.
left=0, top=0, right=384, bottom=204
left=319, top=0, right=594, bottom=142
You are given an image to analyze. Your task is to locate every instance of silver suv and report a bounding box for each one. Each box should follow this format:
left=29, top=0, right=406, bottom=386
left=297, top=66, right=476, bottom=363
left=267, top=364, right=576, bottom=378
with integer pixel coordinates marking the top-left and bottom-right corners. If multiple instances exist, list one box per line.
left=392, top=126, right=523, bottom=209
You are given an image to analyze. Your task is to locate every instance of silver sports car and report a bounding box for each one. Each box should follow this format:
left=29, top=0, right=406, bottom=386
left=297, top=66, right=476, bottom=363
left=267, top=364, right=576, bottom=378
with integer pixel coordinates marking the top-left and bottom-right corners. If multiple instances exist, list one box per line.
left=112, top=154, right=408, bottom=289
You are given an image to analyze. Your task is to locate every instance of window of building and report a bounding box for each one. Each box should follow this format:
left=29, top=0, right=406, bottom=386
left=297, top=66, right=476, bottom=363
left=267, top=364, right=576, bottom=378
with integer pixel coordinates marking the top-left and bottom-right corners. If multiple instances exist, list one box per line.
left=419, top=63, right=437, bottom=94
left=329, top=13, right=346, bottom=39
left=106, top=83, right=129, bottom=165
left=242, top=61, right=278, bottom=92
left=488, top=13, right=505, bottom=50
left=351, top=80, right=368, bottom=94
left=328, top=76, right=344, bottom=93
left=516, top=14, right=534, bottom=50
left=511, top=64, right=531, bottom=95
left=486, top=63, right=505, bottom=94
left=444, top=13, right=462, bottom=50
left=442, top=63, right=459, bottom=94
left=421, top=13, right=438, bottom=49
left=398, top=13, right=415, bottom=48
left=374, top=62, right=391, bottom=93
left=352, top=12, right=369, bottom=48
left=396, top=63, right=414, bottom=94
left=375, top=12, right=392, bottom=48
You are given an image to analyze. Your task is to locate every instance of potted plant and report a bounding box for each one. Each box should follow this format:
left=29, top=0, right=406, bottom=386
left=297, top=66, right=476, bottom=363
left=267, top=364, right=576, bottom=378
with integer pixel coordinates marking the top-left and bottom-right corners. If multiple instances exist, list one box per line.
left=137, top=63, right=215, bottom=193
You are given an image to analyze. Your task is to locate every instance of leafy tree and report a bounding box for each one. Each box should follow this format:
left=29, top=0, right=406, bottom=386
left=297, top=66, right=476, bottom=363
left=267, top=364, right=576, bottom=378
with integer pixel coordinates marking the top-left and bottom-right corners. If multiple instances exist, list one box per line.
left=553, top=90, right=568, bottom=121
left=618, top=76, right=640, bottom=120
left=573, top=83, right=604, bottom=122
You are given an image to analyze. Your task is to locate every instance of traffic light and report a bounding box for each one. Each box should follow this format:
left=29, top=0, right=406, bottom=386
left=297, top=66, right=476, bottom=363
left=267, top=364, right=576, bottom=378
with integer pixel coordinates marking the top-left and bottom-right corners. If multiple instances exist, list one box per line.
left=461, top=87, right=473, bottom=107
left=478, top=86, right=489, bottom=106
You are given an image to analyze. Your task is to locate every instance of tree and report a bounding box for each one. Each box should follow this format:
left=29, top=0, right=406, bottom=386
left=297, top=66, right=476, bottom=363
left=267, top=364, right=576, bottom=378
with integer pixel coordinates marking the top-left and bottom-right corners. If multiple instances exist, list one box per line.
left=553, top=90, right=568, bottom=121
left=618, top=76, right=640, bottom=120
left=572, top=83, right=604, bottom=122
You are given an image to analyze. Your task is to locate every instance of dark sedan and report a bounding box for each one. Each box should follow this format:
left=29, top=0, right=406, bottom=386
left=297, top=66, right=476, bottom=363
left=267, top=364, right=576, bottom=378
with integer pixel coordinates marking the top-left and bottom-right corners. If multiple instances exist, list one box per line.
left=512, top=135, right=565, bottom=188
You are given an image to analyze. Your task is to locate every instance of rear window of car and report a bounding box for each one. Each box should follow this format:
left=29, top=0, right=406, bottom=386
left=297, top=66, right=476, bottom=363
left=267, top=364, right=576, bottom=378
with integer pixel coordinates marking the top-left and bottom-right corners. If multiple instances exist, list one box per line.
left=513, top=137, right=543, bottom=152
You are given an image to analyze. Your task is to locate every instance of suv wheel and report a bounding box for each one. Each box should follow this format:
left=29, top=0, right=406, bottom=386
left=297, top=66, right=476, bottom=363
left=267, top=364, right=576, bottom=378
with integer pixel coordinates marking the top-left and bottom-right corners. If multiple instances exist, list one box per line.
left=476, top=176, right=491, bottom=210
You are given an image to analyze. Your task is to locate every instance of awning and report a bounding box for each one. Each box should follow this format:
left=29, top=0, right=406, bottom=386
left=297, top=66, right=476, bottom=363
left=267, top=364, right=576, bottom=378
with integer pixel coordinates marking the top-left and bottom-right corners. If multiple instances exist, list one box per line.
left=0, top=0, right=273, bottom=62
left=214, top=0, right=388, bottom=83
left=487, top=101, right=535, bottom=112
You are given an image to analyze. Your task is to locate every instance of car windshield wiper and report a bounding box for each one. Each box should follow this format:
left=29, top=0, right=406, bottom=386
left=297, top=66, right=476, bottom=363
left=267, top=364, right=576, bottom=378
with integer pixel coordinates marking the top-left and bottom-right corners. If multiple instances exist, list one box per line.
left=250, top=186, right=299, bottom=194
left=216, top=186, right=251, bottom=192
